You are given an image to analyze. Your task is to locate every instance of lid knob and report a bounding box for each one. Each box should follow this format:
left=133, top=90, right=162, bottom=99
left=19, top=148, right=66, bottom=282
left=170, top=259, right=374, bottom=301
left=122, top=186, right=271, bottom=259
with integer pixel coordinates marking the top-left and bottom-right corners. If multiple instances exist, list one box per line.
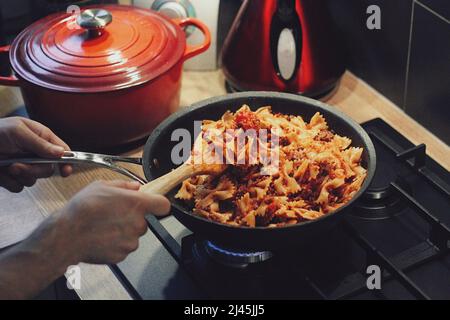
left=77, top=9, right=112, bottom=38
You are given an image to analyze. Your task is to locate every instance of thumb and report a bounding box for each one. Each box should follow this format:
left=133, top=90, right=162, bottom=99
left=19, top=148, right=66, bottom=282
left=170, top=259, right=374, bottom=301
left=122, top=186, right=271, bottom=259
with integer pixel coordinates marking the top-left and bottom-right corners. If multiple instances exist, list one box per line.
left=105, top=180, right=142, bottom=190
left=137, top=193, right=171, bottom=216
left=17, top=125, right=65, bottom=158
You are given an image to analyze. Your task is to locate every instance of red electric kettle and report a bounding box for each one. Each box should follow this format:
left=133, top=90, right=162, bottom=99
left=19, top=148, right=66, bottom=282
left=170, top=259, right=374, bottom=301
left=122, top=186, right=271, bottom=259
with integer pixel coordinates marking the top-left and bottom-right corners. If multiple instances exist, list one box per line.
left=221, top=0, right=344, bottom=99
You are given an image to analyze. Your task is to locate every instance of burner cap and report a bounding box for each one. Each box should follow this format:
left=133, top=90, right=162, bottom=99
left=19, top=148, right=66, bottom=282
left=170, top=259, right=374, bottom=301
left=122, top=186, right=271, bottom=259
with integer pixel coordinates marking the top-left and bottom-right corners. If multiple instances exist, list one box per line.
left=353, top=177, right=411, bottom=220
left=204, top=241, right=273, bottom=268
left=352, top=140, right=413, bottom=220
left=365, top=155, right=399, bottom=200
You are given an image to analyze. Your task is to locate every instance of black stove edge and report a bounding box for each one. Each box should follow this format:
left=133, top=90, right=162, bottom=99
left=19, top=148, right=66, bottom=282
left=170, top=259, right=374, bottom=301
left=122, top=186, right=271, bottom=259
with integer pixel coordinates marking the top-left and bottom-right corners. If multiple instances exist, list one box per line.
left=109, top=264, right=143, bottom=300
left=363, top=118, right=450, bottom=191
left=145, top=215, right=183, bottom=262
left=108, top=214, right=187, bottom=300
left=341, top=221, right=431, bottom=300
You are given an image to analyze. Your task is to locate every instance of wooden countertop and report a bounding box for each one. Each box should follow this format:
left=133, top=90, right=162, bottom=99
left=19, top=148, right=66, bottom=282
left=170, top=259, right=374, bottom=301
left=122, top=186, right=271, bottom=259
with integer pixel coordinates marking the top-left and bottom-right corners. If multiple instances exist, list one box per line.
left=0, top=70, right=448, bottom=300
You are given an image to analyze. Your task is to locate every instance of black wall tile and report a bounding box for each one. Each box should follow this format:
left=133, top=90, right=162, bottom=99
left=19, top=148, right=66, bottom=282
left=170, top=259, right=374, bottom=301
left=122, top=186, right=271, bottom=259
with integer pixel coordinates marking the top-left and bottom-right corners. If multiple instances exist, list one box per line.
left=328, top=0, right=413, bottom=107
left=417, top=0, right=450, bottom=20
left=405, top=3, right=450, bottom=144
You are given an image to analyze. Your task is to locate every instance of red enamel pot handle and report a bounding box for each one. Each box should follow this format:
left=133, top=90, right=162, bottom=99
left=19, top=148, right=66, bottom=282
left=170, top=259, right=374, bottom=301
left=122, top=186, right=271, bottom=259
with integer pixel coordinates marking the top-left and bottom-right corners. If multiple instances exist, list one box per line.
left=175, top=18, right=211, bottom=61
left=0, top=45, right=20, bottom=86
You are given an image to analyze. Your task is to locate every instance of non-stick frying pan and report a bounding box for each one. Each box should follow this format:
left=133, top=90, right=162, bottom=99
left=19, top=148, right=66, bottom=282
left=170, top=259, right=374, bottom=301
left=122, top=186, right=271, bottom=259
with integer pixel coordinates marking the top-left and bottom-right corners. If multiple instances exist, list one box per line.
left=0, top=92, right=376, bottom=251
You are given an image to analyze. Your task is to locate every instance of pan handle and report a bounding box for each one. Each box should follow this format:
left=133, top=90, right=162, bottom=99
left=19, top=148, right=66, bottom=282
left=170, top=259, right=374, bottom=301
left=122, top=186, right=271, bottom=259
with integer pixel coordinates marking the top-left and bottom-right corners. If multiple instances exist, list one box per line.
left=0, top=45, right=20, bottom=87
left=0, top=151, right=147, bottom=185
left=175, top=18, right=211, bottom=61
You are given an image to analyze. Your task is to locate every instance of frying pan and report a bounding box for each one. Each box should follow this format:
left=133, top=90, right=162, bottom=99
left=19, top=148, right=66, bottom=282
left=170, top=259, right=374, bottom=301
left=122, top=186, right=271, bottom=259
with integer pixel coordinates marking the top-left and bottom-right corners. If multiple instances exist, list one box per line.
left=0, top=92, right=376, bottom=251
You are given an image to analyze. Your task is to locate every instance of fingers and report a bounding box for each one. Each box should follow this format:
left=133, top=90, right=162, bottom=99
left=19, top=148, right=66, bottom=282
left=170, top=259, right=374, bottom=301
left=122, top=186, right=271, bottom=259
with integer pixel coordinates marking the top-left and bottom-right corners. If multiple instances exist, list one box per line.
left=9, top=163, right=55, bottom=180
left=0, top=171, right=24, bottom=193
left=22, top=118, right=71, bottom=151
left=135, top=193, right=171, bottom=216
left=2, top=118, right=73, bottom=179
left=135, top=219, right=148, bottom=236
left=101, top=180, right=171, bottom=216
left=104, top=180, right=141, bottom=190
left=59, top=164, right=73, bottom=177
left=13, top=174, right=36, bottom=188
left=16, top=124, right=65, bottom=158
left=1, top=117, right=71, bottom=161
left=1, top=163, right=56, bottom=190
left=5, top=164, right=71, bottom=187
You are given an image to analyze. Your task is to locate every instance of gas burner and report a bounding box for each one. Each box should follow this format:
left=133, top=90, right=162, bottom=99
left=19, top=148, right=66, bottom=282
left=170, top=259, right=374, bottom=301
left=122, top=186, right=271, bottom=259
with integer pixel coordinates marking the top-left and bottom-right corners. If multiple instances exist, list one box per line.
left=203, top=241, right=273, bottom=268
left=351, top=140, right=414, bottom=220
left=353, top=177, right=412, bottom=220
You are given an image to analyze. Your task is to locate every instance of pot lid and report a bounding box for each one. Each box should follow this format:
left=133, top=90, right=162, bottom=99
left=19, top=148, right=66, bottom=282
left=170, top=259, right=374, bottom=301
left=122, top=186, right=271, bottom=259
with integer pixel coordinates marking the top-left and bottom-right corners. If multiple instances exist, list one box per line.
left=10, top=5, right=186, bottom=92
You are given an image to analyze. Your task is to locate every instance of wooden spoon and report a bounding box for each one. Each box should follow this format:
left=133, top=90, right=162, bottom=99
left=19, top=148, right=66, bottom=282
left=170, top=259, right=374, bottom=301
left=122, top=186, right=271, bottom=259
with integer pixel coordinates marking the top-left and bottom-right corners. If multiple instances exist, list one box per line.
left=139, top=133, right=226, bottom=195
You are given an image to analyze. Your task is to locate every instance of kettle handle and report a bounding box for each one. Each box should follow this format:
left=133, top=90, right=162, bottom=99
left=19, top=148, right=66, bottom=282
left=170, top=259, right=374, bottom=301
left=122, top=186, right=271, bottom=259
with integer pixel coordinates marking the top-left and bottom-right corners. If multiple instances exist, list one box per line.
left=176, top=18, right=211, bottom=61
left=0, top=45, right=20, bottom=87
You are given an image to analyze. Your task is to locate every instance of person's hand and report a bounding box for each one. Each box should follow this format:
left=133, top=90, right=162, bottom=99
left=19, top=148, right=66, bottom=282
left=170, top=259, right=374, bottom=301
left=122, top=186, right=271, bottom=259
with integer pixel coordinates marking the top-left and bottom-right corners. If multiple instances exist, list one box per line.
left=48, top=180, right=171, bottom=265
left=0, top=117, right=72, bottom=192
left=0, top=180, right=170, bottom=299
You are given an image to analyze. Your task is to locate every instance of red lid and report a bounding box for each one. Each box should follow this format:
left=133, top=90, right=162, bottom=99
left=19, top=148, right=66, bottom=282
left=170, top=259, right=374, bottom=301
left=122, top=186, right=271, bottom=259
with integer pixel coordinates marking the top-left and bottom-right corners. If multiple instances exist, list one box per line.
left=10, top=5, right=187, bottom=92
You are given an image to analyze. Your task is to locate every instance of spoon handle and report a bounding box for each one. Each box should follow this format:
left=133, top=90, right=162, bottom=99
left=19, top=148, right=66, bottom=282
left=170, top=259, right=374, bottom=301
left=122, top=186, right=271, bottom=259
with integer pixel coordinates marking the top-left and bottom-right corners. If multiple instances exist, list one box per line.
left=139, top=163, right=194, bottom=195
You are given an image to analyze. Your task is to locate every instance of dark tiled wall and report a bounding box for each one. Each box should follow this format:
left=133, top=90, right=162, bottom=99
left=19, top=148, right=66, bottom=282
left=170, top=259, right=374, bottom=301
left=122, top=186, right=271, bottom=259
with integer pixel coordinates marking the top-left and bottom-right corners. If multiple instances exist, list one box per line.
left=328, top=0, right=413, bottom=107
left=329, top=0, right=449, bottom=145
left=404, top=1, right=449, bottom=145
left=419, top=0, right=450, bottom=19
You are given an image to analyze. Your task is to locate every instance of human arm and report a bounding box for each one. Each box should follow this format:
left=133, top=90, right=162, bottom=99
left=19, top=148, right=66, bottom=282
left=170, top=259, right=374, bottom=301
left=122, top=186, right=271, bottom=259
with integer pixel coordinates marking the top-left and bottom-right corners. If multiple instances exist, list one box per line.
left=0, top=180, right=170, bottom=299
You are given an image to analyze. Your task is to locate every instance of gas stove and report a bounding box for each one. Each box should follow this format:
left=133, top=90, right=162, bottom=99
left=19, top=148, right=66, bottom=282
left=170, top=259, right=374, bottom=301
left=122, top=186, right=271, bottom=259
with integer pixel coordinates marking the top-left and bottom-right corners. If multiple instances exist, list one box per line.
left=114, top=118, right=450, bottom=300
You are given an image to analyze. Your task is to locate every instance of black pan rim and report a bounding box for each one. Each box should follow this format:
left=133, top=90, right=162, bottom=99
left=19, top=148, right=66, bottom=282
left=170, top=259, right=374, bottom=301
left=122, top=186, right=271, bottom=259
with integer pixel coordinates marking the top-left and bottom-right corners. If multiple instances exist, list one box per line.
left=143, top=91, right=376, bottom=232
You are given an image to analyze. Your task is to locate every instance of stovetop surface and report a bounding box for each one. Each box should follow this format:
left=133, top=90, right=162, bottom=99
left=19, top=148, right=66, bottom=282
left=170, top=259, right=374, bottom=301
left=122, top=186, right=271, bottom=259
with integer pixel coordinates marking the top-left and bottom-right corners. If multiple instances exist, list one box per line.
left=114, top=118, right=450, bottom=300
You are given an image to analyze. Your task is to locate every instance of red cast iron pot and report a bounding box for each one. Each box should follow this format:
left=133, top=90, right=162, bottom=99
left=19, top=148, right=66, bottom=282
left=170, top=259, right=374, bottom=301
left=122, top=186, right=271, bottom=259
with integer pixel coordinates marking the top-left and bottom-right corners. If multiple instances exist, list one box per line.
left=0, top=5, right=210, bottom=150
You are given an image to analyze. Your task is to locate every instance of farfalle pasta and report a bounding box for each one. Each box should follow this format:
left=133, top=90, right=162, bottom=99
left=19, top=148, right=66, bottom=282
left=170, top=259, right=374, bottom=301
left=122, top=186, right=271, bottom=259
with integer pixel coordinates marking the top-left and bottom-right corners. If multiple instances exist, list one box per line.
left=175, top=105, right=367, bottom=228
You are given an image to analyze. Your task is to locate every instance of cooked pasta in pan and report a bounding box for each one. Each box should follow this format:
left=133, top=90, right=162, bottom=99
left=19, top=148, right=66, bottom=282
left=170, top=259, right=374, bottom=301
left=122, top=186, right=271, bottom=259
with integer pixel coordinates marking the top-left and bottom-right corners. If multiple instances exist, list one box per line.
left=175, top=105, right=367, bottom=227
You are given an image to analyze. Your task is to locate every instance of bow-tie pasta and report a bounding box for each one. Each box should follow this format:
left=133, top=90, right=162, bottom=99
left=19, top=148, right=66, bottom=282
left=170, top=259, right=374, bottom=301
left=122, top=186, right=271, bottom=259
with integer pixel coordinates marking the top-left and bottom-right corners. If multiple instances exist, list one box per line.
left=176, top=105, right=367, bottom=228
